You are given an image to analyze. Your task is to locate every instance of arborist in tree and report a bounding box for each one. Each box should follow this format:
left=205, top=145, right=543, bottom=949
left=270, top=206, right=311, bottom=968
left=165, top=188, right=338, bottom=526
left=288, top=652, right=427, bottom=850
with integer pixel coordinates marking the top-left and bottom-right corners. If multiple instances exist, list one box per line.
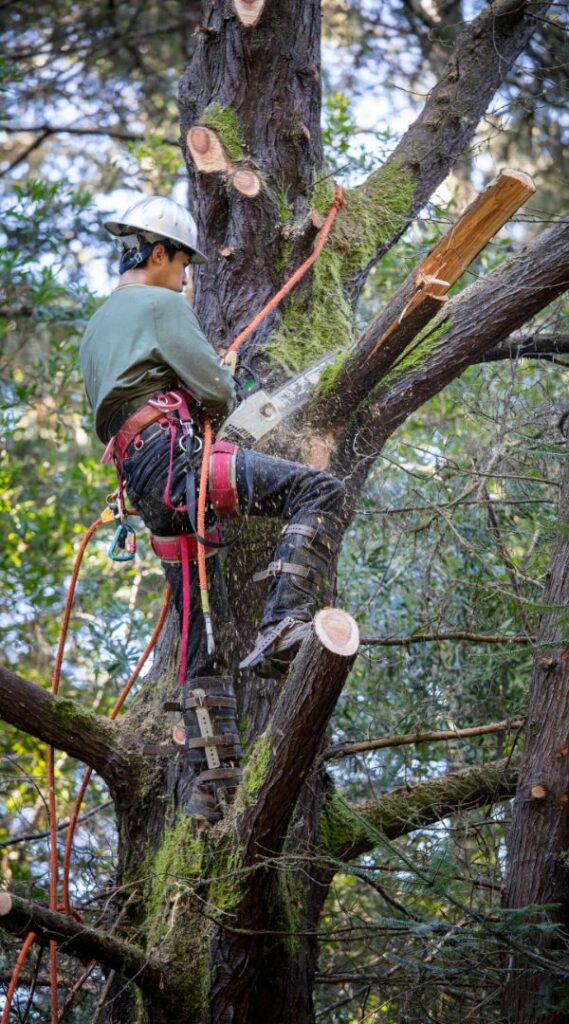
left=80, top=194, right=345, bottom=822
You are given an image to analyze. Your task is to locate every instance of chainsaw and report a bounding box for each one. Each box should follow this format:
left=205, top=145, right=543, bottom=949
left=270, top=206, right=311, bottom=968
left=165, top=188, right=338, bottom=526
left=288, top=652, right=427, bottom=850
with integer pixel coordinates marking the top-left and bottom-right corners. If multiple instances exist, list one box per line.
left=217, top=351, right=338, bottom=448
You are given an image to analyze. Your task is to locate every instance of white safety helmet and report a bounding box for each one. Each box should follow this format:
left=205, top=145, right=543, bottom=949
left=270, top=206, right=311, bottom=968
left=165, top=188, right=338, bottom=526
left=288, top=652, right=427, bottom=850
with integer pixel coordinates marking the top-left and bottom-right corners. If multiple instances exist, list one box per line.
left=104, top=194, right=207, bottom=264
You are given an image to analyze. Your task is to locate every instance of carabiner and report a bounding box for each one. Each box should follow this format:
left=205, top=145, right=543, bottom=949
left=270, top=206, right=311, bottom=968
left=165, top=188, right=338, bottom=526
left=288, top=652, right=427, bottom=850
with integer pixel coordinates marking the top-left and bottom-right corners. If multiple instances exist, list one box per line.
left=178, top=432, right=202, bottom=456
left=108, top=522, right=137, bottom=562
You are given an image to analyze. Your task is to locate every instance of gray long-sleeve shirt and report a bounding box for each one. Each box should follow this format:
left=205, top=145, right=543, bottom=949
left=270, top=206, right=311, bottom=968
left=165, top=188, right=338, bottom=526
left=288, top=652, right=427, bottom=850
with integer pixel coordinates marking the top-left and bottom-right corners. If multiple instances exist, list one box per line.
left=80, top=284, right=235, bottom=441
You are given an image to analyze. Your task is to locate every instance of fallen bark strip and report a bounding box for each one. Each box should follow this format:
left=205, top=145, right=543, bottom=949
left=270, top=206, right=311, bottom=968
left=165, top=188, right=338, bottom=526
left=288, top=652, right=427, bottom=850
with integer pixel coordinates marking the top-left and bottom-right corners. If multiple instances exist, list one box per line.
left=238, top=608, right=360, bottom=864
left=347, top=0, right=550, bottom=290
left=315, top=170, right=534, bottom=424
left=0, top=665, right=140, bottom=799
left=345, top=218, right=569, bottom=475
left=361, top=631, right=533, bottom=646
left=0, top=893, right=172, bottom=1001
left=322, top=718, right=525, bottom=762
left=323, top=758, right=518, bottom=861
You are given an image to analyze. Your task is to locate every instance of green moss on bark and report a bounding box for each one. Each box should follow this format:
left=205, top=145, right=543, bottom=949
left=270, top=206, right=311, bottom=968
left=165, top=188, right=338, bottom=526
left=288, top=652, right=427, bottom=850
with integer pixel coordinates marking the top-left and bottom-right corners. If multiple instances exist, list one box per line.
left=319, top=791, right=364, bottom=857
left=314, top=349, right=351, bottom=395
left=144, top=815, right=210, bottom=1019
left=378, top=317, right=453, bottom=390
left=274, top=869, right=305, bottom=957
left=268, top=160, right=415, bottom=374
left=236, top=730, right=272, bottom=809
left=199, top=103, right=245, bottom=160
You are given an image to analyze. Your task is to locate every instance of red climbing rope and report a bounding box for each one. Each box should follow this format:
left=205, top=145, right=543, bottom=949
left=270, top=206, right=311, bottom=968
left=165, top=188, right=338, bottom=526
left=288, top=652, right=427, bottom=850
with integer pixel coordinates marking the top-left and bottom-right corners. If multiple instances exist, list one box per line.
left=225, top=184, right=343, bottom=355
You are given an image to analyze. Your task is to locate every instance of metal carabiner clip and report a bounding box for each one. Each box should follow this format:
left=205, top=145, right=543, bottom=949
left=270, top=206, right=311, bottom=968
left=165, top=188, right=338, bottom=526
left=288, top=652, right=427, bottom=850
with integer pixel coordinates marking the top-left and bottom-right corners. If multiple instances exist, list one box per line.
left=108, top=522, right=137, bottom=562
left=178, top=432, right=203, bottom=456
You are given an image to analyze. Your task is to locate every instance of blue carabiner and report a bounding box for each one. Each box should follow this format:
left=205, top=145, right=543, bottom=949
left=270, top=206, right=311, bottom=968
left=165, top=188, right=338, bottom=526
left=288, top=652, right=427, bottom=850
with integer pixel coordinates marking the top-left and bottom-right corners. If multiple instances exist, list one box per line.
left=108, top=522, right=137, bottom=562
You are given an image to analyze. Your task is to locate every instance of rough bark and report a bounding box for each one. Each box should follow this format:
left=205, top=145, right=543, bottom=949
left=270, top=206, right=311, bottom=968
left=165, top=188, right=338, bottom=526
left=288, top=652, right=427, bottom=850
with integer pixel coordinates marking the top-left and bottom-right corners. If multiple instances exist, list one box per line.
left=0, top=894, right=175, bottom=1005
left=324, top=757, right=519, bottom=862
left=0, top=665, right=139, bottom=802
left=503, top=447, right=569, bottom=1024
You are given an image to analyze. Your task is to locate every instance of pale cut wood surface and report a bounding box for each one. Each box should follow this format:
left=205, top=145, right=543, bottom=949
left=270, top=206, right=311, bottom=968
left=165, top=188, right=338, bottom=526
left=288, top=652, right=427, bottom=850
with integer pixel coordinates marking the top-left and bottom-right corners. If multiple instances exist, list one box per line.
left=187, top=127, right=232, bottom=173
left=314, top=608, right=360, bottom=656
left=232, top=0, right=266, bottom=27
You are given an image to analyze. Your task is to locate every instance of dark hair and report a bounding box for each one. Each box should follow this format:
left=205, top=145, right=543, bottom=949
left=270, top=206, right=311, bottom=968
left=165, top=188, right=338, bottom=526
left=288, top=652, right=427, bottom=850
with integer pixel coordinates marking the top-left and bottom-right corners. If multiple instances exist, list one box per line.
left=119, top=237, right=181, bottom=274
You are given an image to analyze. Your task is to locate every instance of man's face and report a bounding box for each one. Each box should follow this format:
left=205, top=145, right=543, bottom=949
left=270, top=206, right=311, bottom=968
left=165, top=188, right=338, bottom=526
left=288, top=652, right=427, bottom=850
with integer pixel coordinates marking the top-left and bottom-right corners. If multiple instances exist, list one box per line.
left=151, top=246, right=192, bottom=292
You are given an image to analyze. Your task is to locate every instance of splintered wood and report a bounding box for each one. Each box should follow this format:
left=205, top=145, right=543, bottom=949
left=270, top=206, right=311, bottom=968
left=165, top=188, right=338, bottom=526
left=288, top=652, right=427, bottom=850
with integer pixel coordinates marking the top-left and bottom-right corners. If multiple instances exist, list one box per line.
left=402, top=169, right=536, bottom=320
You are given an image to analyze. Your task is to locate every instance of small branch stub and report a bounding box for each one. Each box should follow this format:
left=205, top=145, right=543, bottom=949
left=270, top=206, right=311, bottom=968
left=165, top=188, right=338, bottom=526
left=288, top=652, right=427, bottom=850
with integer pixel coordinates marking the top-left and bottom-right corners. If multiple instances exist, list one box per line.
left=232, top=0, right=266, bottom=27
left=530, top=784, right=548, bottom=800
left=187, top=127, right=232, bottom=173
left=232, top=168, right=262, bottom=198
left=314, top=608, right=360, bottom=658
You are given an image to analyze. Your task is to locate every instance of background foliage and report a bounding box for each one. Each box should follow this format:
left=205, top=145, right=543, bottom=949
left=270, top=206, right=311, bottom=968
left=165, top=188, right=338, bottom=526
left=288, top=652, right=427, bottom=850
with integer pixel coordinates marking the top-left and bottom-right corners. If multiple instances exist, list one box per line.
left=1, top=1, right=568, bottom=1019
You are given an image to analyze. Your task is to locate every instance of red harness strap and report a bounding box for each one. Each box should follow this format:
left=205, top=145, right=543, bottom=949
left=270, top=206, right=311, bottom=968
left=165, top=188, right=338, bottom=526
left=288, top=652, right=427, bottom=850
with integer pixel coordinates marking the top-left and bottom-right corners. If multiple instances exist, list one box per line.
left=208, top=440, right=239, bottom=518
left=150, top=527, right=221, bottom=685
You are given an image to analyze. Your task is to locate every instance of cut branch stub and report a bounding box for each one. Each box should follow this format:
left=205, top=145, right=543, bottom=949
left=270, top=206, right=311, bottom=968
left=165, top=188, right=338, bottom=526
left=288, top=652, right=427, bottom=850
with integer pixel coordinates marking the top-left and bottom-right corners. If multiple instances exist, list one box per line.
left=187, top=126, right=233, bottom=174
left=416, top=169, right=536, bottom=303
left=365, top=167, right=536, bottom=361
left=232, top=0, right=266, bottom=27
left=232, top=168, right=262, bottom=198
left=314, top=608, right=360, bottom=657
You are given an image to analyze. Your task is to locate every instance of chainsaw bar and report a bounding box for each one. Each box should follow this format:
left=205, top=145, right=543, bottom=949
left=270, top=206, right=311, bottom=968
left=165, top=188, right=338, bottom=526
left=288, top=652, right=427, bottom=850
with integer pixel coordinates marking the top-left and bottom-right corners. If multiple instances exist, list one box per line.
left=218, top=351, right=339, bottom=448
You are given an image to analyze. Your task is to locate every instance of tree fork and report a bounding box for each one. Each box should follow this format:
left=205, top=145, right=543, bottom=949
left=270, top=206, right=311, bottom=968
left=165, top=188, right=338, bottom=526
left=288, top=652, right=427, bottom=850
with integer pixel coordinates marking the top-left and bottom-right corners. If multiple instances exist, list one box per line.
left=315, top=169, right=535, bottom=424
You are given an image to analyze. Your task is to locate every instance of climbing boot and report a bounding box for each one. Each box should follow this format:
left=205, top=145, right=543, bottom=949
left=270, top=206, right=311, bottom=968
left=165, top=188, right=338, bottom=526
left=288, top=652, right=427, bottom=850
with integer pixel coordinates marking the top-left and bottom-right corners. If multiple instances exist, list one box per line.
left=170, top=677, right=242, bottom=824
left=239, top=511, right=342, bottom=678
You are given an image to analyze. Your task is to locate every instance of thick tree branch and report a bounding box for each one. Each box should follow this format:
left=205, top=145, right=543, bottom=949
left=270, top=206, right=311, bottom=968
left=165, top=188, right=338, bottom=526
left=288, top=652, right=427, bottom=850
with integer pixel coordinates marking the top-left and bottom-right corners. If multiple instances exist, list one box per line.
left=322, top=758, right=518, bottom=861
left=347, top=0, right=550, bottom=288
left=323, top=170, right=535, bottom=424
left=237, top=609, right=359, bottom=865
left=0, top=665, right=141, bottom=800
left=346, top=218, right=569, bottom=470
left=361, top=631, right=533, bottom=646
left=0, top=893, right=174, bottom=1003
left=323, top=718, right=525, bottom=762
left=480, top=333, right=569, bottom=362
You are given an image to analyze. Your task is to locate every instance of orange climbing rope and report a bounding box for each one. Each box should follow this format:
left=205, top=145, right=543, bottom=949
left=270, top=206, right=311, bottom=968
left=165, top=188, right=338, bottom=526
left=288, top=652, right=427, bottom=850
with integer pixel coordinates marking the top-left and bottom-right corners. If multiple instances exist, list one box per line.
left=3, top=183, right=343, bottom=1021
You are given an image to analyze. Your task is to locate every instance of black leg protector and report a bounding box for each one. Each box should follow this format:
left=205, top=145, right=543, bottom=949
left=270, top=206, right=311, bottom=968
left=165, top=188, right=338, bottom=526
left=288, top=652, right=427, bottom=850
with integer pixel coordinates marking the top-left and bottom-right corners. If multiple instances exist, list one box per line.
left=179, top=677, right=243, bottom=823
left=239, top=511, right=343, bottom=677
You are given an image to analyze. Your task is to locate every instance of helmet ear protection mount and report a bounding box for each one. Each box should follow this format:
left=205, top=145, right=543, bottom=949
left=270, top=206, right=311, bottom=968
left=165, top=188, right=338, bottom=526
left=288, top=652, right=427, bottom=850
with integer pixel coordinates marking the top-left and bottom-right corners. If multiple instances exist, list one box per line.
left=104, top=194, right=207, bottom=265
left=117, top=234, right=194, bottom=274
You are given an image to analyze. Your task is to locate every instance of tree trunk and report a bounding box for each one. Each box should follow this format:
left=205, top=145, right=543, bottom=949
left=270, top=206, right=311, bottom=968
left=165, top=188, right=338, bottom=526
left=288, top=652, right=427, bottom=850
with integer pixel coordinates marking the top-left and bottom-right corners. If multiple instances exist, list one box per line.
left=503, top=438, right=569, bottom=1024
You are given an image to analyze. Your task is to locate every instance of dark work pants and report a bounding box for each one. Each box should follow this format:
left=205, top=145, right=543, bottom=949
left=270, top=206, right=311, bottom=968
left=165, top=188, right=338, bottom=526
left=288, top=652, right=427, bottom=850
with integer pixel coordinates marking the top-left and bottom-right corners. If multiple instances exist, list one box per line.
left=122, top=425, right=345, bottom=681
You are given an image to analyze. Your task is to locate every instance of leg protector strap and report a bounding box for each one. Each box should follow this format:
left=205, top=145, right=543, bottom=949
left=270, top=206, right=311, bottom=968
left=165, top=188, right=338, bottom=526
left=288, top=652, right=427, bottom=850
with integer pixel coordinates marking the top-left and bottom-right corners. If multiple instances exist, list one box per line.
left=208, top=440, right=240, bottom=519
left=252, top=560, right=324, bottom=587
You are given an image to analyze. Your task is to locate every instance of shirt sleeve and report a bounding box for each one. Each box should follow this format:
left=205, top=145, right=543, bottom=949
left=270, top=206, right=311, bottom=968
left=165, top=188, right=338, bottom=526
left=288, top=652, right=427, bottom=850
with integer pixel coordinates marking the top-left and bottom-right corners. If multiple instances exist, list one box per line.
left=151, top=292, right=236, bottom=417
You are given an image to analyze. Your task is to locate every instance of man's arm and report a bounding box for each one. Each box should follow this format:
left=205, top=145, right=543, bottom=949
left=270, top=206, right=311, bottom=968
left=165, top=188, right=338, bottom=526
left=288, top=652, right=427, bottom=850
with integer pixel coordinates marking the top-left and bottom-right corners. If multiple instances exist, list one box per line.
left=153, top=293, right=236, bottom=417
